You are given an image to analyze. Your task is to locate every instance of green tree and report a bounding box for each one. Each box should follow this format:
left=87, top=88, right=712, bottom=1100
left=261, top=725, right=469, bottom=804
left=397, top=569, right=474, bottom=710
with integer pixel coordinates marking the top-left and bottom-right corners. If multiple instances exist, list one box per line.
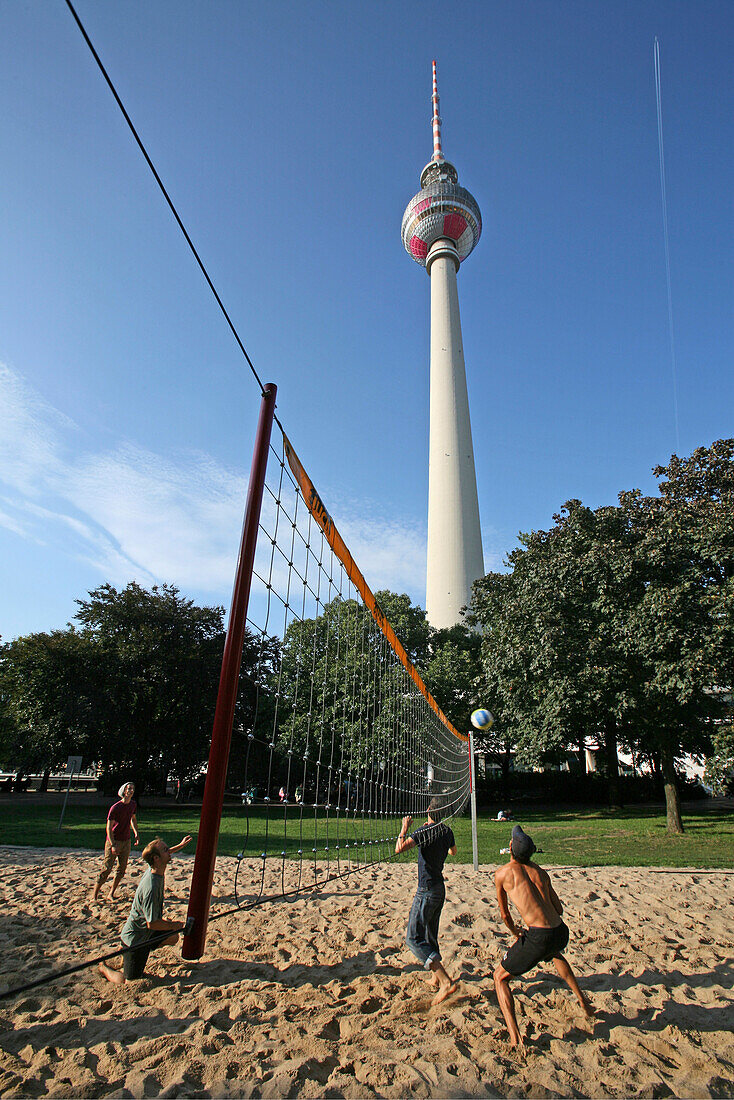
left=466, top=569, right=539, bottom=781
left=471, top=440, right=734, bottom=833
left=276, top=597, right=397, bottom=799
left=621, top=440, right=734, bottom=831
left=72, top=582, right=227, bottom=790
left=1, top=582, right=279, bottom=794
left=223, top=630, right=281, bottom=793
left=373, top=590, right=431, bottom=665
left=0, top=629, right=100, bottom=781
left=273, top=591, right=482, bottom=811
left=704, top=723, right=734, bottom=796
left=422, top=624, right=482, bottom=736
left=472, top=501, right=645, bottom=806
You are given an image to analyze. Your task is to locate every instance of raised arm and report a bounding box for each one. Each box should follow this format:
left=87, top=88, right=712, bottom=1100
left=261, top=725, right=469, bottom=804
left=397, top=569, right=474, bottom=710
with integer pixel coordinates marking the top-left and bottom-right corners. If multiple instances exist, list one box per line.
left=170, top=835, right=193, bottom=854
left=395, top=816, right=416, bottom=855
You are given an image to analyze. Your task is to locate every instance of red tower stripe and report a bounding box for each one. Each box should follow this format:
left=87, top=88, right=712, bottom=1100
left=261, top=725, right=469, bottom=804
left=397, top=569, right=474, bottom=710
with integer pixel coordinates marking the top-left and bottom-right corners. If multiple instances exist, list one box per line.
left=443, top=213, right=467, bottom=240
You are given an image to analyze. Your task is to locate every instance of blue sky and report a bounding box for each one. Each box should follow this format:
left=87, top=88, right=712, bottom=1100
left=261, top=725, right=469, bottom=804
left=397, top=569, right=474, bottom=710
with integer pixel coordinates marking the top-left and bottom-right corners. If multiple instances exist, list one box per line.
left=1, top=0, right=732, bottom=642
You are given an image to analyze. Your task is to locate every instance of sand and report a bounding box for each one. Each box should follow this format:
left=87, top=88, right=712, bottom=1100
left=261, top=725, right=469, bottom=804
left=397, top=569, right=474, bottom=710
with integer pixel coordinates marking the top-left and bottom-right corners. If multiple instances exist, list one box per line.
left=1, top=847, right=733, bottom=1099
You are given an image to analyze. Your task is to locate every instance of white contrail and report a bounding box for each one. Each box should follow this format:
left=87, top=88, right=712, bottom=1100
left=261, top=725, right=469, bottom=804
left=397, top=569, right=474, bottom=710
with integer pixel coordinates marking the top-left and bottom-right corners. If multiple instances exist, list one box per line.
left=654, top=36, right=681, bottom=452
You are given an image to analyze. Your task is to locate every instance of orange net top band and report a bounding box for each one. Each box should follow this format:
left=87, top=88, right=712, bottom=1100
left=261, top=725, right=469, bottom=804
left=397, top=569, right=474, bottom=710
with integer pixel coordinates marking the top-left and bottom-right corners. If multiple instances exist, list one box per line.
left=283, top=433, right=467, bottom=744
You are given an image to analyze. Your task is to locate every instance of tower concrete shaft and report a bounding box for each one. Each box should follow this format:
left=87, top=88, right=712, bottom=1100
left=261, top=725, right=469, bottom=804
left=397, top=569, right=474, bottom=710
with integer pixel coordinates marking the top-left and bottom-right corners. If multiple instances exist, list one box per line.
left=401, top=61, right=484, bottom=628
left=426, top=239, right=484, bottom=628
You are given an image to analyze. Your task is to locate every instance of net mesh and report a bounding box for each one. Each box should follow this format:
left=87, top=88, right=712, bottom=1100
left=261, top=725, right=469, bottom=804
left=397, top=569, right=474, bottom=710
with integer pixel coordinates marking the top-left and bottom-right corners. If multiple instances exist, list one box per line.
left=232, top=423, right=470, bottom=906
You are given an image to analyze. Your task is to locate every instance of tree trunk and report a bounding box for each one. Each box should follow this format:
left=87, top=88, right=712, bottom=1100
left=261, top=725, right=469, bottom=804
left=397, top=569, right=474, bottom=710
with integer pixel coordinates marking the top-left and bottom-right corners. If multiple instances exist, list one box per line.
left=39, top=767, right=51, bottom=793
left=648, top=752, right=664, bottom=798
left=660, top=744, right=684, bottom=834
left=604, top=719, right=623, bottom=809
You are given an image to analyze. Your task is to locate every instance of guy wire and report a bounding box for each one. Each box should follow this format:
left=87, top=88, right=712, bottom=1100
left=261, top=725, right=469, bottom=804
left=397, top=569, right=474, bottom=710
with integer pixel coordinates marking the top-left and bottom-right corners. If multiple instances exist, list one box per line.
left=64, top=0, right=276, bottom=416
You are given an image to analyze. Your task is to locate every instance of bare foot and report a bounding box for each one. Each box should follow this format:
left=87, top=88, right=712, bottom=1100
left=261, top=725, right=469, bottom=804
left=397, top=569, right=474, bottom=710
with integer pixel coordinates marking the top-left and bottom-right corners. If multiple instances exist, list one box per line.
left=581, top=996, right=596, bottom=1018
left=431, top=980, right=458, bottom=1006
left=98, top=961, right=124, bottom=985
left=494, top=1027, right=524, bottom=1052
left=427, top=975, right=439, bottom=990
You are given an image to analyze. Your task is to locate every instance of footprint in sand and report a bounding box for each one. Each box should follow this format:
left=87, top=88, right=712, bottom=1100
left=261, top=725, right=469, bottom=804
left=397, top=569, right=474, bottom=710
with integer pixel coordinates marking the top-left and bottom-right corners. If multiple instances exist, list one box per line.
left=455, top=912, right=475, bottom=928
left=317, top=1015, right=341, bottom=1040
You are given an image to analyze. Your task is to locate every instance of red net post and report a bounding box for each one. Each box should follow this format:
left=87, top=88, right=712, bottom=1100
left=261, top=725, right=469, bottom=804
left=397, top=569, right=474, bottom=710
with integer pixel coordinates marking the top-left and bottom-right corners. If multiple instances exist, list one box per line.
left=182, top=383, right=277, bottom=960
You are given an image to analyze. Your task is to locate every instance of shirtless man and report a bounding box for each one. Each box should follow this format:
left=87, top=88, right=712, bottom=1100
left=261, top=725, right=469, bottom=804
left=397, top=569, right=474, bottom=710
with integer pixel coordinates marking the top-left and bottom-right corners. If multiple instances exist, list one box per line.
left=494, top=825, right=594, bottom=1047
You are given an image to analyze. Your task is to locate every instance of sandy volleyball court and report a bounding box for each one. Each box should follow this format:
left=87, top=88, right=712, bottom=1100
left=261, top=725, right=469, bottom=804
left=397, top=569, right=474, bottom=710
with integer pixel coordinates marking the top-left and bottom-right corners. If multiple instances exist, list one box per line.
left=1, top=847, right=733, bottom=1098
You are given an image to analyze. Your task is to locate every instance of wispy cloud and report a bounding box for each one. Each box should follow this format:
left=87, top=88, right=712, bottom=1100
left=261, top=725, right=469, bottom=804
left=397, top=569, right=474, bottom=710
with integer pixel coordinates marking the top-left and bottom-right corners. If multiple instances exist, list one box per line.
left=0, top=365, right=73, bottom=496
left=0, top=363, right=435, bottom=605
left=0, top=503, right=31, bottom=539
left=61, top=445, right=247, bottom=590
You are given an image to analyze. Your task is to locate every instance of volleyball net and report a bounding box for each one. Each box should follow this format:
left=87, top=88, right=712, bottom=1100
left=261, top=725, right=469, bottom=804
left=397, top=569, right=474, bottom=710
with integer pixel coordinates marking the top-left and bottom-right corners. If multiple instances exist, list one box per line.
left=40, top=8, right=472, bottom=972
left=183, top=386, right=471, bottom=957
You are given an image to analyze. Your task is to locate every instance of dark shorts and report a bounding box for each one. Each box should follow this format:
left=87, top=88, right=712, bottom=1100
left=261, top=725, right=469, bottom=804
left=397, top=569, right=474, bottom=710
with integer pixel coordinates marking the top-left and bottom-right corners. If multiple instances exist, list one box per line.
left=122, top=941, right=152, bottom=980
left=502, top=921, right=570, bottom=977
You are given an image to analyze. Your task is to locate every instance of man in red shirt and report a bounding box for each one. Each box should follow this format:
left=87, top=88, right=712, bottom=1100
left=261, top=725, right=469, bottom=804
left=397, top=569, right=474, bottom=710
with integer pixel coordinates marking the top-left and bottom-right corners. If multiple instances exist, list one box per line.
left=93, top=781, right=140, bottom=901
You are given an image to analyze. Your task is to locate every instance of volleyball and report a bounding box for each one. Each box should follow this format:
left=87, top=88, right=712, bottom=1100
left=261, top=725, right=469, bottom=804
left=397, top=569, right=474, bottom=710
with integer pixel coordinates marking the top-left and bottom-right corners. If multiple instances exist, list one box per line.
left=471, top=708, right=494, bottom=730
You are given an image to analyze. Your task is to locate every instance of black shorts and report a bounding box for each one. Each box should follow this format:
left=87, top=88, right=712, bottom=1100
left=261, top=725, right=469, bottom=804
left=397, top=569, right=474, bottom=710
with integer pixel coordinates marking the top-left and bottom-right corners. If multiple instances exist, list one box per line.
left=122, top=942, right=152, bottom=980
left=502, top=921, right=570, bottom=977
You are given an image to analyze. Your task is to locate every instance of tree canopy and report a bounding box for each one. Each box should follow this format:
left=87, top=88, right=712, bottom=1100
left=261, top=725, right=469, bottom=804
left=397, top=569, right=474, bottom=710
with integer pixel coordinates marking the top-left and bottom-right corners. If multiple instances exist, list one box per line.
left=470, top=439, right=733, bottom=832
left=1, top=582, right=278, bottom=792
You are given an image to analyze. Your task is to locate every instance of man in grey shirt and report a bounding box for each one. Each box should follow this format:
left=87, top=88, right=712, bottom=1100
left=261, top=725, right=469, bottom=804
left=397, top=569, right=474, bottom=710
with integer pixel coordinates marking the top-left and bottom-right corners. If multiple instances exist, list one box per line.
left=99, top=833, right=192, bottom=983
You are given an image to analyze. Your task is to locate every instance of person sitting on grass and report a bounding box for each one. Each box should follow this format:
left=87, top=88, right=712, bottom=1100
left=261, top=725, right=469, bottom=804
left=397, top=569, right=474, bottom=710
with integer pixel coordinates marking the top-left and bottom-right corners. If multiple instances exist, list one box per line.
left=98, top=834, right=192, bottom=984
left=493, top=825, right=595, bottom=1048
left=395, top=797, right=458, bottom=1006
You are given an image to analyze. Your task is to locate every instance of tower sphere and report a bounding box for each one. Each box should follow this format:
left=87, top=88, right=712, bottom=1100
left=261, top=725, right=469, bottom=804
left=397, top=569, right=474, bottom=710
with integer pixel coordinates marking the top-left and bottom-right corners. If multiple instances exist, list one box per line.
left=401, top=158, right=482, bottom=267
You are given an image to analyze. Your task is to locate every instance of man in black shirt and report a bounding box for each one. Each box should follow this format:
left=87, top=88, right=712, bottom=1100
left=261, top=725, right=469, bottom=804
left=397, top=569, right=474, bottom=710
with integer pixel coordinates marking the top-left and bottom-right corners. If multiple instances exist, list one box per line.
left=395, top=797, right=458, bottom=1005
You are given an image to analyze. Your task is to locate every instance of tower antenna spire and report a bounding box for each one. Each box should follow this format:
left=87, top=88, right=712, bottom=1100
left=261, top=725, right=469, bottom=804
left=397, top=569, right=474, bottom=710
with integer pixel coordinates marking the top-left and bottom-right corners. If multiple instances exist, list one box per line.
left=431, top=59, right=443, bottom=162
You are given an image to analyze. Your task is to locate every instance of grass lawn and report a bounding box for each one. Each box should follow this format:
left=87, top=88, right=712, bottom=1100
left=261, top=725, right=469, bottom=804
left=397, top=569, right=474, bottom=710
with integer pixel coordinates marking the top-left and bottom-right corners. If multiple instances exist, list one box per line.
left=0, top=800, right=732, bottom=868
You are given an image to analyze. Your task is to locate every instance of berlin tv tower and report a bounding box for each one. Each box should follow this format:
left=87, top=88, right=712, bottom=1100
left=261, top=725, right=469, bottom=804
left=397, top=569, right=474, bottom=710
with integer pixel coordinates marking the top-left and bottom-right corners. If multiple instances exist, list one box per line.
left=401, top=61, right=484, bottom=629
